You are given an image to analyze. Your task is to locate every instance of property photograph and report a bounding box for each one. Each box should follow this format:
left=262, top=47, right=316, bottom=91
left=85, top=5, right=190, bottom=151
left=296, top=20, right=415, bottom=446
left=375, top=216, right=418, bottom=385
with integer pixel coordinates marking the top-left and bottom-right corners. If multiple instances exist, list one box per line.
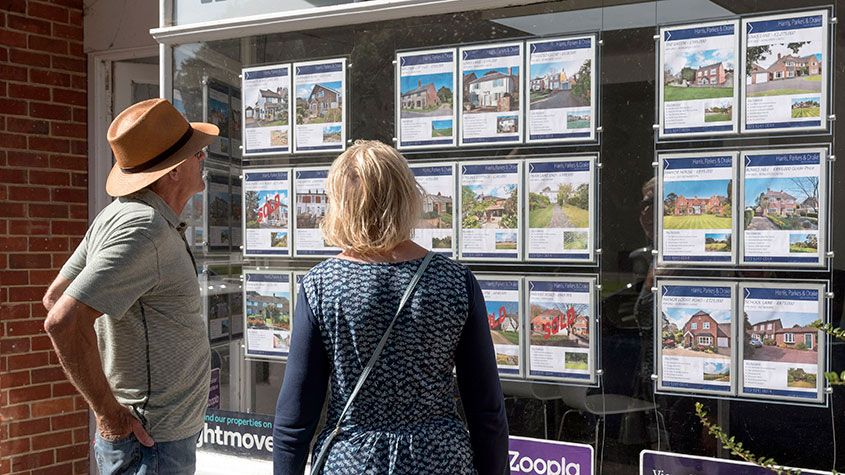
left=272, top=332, right=290, bottom=350
left=270, top=129, right=288, bottom=146
left=529, top=180, right=589, bottom=229
left=486, top=300, right=520, bottom=365
left=565, top=352, right=589, bottom=370
left=704, top=233, right=731, bottom=252
left=563, top=231, right=589, bottom=251
left=662, top=179, right=732, bottom=229
left=529, top=301, right=590, bottom=348
left=431, top=119, right=453, bottom=137
left=399, top=73, right=453, bottom=118
left=296, top=187, right=328, bottom=229
left=496, top=115, right=518, bottom=133
left=566, top=110, right=591, bottom=128
left=529, top=58, right=591, bottom=109
left=744, top=177, right=820, bottom=231
left=461, top=183, right=518, bottom=229
left=208, top=189, right=231, bottom=227
left=495, top=231, right=517, bottom=250
left=418, top=191, right=452, bottom=229
left=207, top=95, right=230, bottom=135
left=791, top=96, right=821, bottom=118
left=663, top=48, right=735, bottom=101
left=703, top=361, right=730, bottom=382
left=789, top=233, right=818, bottom=253
left=463, top=67, right=520, bottom=113
left=661, top=308, right=732, bottom=359
left=704, top=100, right=733, bottom=122
left=787, top=367, right=817, bottom=389
left=270, top=232, right=288, bottom=248
left=745, top=311, right=819, bottom=365
left=322, top=124, right=342, bottom=142
left=746, top=41, right=823, bottom=96
left=245, top=190, right=289, bottom=229
left=245, top=290, right=291, bottom=332
left=431, top=236, right=452, bottom=249
left=295, top=81, right=343, bottom=124
left=245, top=86, right=289, bottom=127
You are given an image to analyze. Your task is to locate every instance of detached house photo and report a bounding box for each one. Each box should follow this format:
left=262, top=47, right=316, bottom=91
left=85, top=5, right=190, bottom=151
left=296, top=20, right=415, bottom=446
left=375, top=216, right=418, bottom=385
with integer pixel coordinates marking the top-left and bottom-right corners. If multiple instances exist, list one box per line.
left=418, top=191, right=453, bottom=229
left=528, top=55, right=592, bottom=110
left=746, top=42, right=823, bottom=97
left=744, top=176, right=820, bottom=232
left=245, top=87, right=289, bottom=127
left=528, top=303, right=590, bottom=348
left=662, top=46, right=735, bottom=101
left=662, top=309, right=732, bottom=359
left=296, top=81, right=343, bottom=124
left=745, top=313, right=820, bottom=365
left=296, top=188, right=328, bottom=229
left=662, top=177, right=732, bottom=230
left=463, top=67, right=520, bottom=112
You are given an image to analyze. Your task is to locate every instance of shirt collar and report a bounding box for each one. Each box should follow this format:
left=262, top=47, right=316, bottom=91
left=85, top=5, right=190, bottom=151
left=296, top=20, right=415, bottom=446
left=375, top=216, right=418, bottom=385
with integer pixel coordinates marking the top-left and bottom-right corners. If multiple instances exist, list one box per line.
left=130, top=189, right=184, bottom=230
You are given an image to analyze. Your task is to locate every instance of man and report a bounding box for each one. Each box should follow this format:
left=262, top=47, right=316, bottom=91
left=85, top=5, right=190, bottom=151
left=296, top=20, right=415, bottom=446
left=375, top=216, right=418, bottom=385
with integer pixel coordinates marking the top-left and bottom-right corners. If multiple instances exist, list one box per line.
left=43, top=99, right=219, bottom=474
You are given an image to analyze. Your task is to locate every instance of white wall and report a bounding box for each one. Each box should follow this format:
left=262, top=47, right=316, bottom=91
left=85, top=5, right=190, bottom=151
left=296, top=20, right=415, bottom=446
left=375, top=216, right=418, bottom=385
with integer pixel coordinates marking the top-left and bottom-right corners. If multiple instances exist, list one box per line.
left=84, top=0, right=158, bottom=53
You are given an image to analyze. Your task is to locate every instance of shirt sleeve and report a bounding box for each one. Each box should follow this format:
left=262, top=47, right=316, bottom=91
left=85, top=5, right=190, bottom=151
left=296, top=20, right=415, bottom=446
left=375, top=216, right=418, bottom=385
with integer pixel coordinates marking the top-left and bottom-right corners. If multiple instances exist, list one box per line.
left=455, top=269, right=510, bottom=475
left=58, top=232, right=89, bottom=281
left=274, top=285, right=330, bottom=475
left=63, top=225, right=160, bottom=319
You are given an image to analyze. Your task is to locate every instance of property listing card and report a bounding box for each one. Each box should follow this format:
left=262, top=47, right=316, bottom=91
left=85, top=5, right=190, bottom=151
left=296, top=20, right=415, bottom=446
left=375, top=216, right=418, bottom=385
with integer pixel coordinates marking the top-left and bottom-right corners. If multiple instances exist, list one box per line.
left=526, top=277, right=595, bottom=383
left=241, top=65, right=292, bottom=156
left=658, top=152, right=737, bottom=265
left=526, top=36, right=596, bottom=143
left=409, top=163, right=456, bottom=257
left=242, top=168, right=292, bottom=257
left=526, top=157, right=595, bottom=262
left=659, top=20, right=739, bottom=138
left=459, top=42, right=523, bottom=146
left=477, top=276, right=522, bottom=376
left=657, top=280, right=735, bottom=395
left=293, top=58, right=346, bottom=153
left=459, top=161, right=522, bottom=261
left=205, top=80, right=233, bottom=156
left=243, top=271, right=292, bottom=360
left=396, top=48, right=457, bottom=149
left=742, top=10, right=829, bottom=133
left=207, top=171, right=233, bottom=251
left=292, top=167, right=341, bottom=257
left=230, top=181, right=243, bottom=249
left=740, top=282, right=825, bottom=403
left=741, top=148, right=826, bottom=267
left=230, top=88, right=242, bottom=160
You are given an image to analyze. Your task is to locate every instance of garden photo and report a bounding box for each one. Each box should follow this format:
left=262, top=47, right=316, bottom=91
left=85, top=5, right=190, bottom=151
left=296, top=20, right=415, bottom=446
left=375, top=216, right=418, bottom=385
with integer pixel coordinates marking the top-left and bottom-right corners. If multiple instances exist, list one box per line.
left=661, top=307, right=732, bottom=359
left=529, top=57, right=591, bottom=110
left=791, top=96, right=821, bottom=118
left=744, top=311, right=819, bottom=365
left=463, top=66, right=520, bottom=113
left=270, top=129, right=288, bottom=146
left=529, top=300, right=590, bottom=348
left=563, top=231, right=589, bottom=251
left=704, top=233, right=731, bottom=252
left=529, top=180, right=589, bottom=229
left=245, top=290, right=291, bottom=332
left=245, top=190, right=289, bottom=229
left=431, top=235, right=452, bottom=249
left=746, top=40, right=822, bottom=97
left=486, top=300, right=520, bottom=365
left=789, top=233, right=818, bottom=253
left=461, top=182, right=518, bottom=229
left=244, top=86, right=289, bottom=128
left=295, top=81, right=343, bottom=124
left=399, top=73, right=453, bottom=118
left=322, top=124, right=342, bottom=142
left=662, top=179, right=732, bottom=229
left=431, top=119, right=453, bottom=137
left=418, top=190, right=453, bottom=229
left=495, top=231, right=517, bottom=250
left=704, top=100, right=732, bottom=122
left=270, top=232, right=288, bottom=248
left=566, top=110, right=591, bottom=128
left=703, top=361, right=731, bottom=382
left=564, top=352, right=589, bottom=370
left=743, top=176, right=819, bottom=231
left=787, top=367, right=817, bottom=389
left=663, top=48, right=735, bottom=101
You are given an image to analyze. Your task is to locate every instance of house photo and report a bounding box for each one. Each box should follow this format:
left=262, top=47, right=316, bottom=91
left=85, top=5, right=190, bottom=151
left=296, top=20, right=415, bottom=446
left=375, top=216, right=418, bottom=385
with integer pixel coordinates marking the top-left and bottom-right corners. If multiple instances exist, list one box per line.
left=528, top=57, right=591, bottom=110
left=661, top=308, right=731, bottom=359
left=418, top=191, right=452, bottom=229
left=529, top=302, right=590, bottom=348
left=746, top=42, right=823, bottom=96
left=744, top=177, right=820, bottom=231
left=399, top=72, right=453, bottom=118
left=245, top=190, right=290, bottom=229
left=744, top=312, right=819, bottom=365
left=296, top=81, right=343, bottom=124
left=461, top=183, right=518, bottom=230
left=486, top=299, right=520, bottom=366
left=463, top=67, right=520, bottom=113
left=246, top=291, right=291, bottom=331
left=662, top=178, right=732, bottom=230
left=296, top=188, right=328, bottom=229
left=663, top=47, right=734, bottom=101
left=245, top=87, right=289, bottom=127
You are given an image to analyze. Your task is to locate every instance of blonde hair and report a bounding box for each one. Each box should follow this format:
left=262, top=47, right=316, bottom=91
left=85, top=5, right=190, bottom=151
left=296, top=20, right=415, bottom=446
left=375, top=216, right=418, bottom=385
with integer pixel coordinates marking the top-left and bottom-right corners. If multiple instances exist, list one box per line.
left=320, top=140, right=423, bottom=255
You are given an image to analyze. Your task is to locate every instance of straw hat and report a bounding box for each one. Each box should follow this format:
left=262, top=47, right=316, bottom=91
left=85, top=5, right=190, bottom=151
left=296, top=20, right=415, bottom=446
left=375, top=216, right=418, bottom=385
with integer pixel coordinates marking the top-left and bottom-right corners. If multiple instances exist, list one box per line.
left=106, top=98, right=219, bottom=197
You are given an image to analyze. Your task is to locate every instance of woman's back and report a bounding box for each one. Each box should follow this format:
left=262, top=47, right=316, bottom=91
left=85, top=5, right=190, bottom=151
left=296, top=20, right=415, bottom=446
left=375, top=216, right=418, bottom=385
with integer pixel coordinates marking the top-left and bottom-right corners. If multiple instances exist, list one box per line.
left=302, top=254, right=476, bottom=473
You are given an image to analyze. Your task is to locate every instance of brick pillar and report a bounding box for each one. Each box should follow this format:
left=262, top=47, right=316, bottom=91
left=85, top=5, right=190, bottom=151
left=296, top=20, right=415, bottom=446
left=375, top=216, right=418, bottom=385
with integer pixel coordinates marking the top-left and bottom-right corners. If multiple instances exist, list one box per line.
left=0, top=1, right=90, bottom=474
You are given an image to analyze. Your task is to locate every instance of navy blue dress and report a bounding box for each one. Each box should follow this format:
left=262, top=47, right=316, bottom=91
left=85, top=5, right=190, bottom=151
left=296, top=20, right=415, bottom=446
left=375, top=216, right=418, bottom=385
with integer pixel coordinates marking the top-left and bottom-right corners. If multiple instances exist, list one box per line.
left=273, top=254, right=508, bottom=475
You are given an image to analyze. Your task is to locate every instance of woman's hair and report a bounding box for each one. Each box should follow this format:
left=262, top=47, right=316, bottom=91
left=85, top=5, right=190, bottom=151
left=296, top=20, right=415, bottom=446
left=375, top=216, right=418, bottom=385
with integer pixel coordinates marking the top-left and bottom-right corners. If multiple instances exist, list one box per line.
left=320, top=140, right=423, bottom=255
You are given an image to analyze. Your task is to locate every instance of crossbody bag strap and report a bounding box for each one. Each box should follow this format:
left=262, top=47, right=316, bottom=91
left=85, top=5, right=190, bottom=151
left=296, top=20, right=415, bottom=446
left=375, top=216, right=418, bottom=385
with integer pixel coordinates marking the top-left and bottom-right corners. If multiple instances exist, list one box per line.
left=310, top=251, right=434, bottom=474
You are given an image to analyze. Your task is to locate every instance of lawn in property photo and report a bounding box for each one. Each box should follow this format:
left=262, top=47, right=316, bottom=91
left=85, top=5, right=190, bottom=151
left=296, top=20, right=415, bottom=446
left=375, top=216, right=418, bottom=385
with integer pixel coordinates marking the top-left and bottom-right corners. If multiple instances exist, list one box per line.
left=565, top=352, right=589, bottom=370
left=704, top=112, right=731, bottom=122
left=563, top=232, right=589, bottom=250
left=792, top=107, right=820, bottom=118
left=529, top=203, right=589, bottom=228
left=664, top=86, right=733, bottom=101
left=663, top=214, right=732, bottom=230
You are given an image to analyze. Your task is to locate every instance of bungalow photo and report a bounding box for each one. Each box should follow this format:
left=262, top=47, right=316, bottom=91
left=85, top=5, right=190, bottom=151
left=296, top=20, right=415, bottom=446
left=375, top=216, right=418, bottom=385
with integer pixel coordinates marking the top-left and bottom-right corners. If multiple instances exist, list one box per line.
left=529, top=180, right=589, bottom=230
left=399, top=73, right=453, bottom=118
left=529, top=57, right=591, bottom=110
left=461, top=183, right=518, bottom=230
left=417, top=190, right=452, bottom=230
left=245, top=86, right=289, bottom=128
left=529, top=301, right=590, bottom=348
left=295, top=81, right=343, bottom=124
left=745, top=311, right=820, bottom=367
left=662, top=179, right=732, bottom=229
left=463, top=66, right=520, bottom=113
left=486, top=300, right=520, bottom=366
left=295, top=187, right=329, bottom=229
left=663, top=48, right=735, bottom=102
left=743, top=177, right=819, bottom=232
left=245, top=190, right=289, bottom=229
left=245, top=290, right=291, bottom=333
left=661, top=308, right=732, bottom=360
left=746, top=41, right=823, bottom=97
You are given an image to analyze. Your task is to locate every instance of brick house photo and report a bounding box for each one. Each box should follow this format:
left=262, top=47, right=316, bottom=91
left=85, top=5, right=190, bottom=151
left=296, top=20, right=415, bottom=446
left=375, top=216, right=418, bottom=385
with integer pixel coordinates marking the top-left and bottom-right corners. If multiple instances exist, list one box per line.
left=680, top=311, right=731, bottom=351
left=673, top=195, right=728, bottom=216
left=696, top=62, right=727, bottom=86
left=401, top=80, right=439, bottom=111
left=775, top=325, right=818, bottom=350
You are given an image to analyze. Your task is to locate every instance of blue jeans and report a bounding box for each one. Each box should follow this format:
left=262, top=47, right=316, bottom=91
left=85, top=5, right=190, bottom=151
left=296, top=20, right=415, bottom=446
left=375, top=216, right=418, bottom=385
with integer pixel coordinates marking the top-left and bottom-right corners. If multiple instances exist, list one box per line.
left=94, top=431, right=199, bottom=475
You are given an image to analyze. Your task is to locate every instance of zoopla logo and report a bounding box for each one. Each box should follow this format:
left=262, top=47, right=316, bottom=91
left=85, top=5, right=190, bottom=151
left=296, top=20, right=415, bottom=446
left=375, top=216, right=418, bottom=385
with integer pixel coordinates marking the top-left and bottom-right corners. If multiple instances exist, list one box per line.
left=509, top=450, right=583, bottom=475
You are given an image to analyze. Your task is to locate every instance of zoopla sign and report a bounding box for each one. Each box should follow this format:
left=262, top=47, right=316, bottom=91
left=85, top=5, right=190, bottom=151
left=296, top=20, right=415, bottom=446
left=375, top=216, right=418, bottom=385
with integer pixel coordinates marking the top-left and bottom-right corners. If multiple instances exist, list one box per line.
left=509, top=436, right=594, bottom=475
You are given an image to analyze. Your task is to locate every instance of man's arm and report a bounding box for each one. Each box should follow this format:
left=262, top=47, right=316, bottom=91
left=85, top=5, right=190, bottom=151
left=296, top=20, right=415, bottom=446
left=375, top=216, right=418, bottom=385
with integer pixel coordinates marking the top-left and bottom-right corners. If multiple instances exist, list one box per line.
left=44, top=294, right=154, bottom=446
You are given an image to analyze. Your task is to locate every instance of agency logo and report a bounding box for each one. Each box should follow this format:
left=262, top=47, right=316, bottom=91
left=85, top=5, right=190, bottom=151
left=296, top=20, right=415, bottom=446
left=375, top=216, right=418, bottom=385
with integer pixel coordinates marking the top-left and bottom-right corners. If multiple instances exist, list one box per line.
left=509, top=450, right=583, bottom=475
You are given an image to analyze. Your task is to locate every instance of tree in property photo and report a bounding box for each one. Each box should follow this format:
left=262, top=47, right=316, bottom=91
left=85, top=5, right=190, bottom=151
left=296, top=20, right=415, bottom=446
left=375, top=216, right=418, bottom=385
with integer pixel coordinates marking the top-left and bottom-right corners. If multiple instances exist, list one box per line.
left=664, top=192, right=678, bottom=215
left=745, top=41, right=810, bottom=76
left=572, top=59, right=591, bottom=104
left=245, top=191, right=259, bottom=227
left=437, top=86, right=453, bottom=106
left=501, top=188, right=519, bottom=229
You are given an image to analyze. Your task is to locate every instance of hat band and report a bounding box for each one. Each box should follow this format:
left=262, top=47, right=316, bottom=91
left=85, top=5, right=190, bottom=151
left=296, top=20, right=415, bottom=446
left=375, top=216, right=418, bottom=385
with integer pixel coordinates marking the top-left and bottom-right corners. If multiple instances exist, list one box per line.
left=120, top=127, right=195, bottom=174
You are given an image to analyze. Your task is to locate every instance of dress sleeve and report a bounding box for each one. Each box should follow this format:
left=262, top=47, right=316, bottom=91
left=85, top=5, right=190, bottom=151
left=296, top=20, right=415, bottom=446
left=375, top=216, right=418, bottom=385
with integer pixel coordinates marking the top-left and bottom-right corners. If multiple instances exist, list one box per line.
left=455, top=270, right=509, bottom=475
left=273, top=285, right=330, bottom=475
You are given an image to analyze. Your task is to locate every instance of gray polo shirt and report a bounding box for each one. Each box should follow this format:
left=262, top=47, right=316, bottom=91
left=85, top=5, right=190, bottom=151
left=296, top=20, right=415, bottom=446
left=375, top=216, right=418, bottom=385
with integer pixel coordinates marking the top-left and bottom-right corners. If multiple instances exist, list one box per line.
left=60, top=189, right=210, bottom=442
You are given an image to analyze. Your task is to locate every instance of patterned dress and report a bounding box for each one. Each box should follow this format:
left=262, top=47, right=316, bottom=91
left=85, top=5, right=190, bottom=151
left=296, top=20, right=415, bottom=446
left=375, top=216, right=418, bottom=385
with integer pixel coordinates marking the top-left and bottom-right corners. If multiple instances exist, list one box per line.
left=273, top=254, right=508, bottom=475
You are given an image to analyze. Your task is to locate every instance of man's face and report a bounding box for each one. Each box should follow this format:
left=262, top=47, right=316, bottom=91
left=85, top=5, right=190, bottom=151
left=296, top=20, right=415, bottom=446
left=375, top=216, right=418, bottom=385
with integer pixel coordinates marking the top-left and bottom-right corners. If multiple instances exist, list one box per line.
left=179, top=148, right=206, bottom=195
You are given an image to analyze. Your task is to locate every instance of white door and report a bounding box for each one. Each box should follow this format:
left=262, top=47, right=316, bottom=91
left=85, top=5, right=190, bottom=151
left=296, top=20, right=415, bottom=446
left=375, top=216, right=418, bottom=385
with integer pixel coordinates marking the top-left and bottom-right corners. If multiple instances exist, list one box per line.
left=755, top=72, right=768, bottom=84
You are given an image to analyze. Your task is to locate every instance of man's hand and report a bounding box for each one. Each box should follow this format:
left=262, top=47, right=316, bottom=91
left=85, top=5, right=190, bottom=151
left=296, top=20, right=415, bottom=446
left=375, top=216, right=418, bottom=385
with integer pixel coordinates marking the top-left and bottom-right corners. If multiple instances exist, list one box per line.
left=96, top=405, right=155, bottom=447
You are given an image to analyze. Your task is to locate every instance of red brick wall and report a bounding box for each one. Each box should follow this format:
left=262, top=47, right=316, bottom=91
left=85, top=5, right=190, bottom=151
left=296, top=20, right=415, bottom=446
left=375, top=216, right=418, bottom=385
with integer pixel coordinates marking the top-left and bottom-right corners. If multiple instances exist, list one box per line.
left=0, top=1, right=90, bottom=474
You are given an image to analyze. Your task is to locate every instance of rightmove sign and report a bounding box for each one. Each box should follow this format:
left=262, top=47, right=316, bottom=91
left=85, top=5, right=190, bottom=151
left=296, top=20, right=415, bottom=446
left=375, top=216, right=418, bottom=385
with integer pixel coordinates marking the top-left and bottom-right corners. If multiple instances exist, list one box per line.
left=510, top=436, right=593, bottom=475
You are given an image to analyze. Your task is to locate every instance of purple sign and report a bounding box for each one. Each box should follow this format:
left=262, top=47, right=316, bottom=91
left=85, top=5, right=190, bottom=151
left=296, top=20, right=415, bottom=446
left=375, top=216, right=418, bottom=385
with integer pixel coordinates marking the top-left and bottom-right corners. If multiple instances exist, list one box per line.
left=509, top=436, right=593, bottom=475
left=640, top=450, right=828, bottom=474
left=208, top=368, right=220, bottom=409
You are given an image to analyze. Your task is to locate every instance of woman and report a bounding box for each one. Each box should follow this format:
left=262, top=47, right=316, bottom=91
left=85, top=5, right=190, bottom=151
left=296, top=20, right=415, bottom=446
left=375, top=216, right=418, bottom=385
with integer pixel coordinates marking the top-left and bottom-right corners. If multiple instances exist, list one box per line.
left=273, top=140, right=508, bottom=474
